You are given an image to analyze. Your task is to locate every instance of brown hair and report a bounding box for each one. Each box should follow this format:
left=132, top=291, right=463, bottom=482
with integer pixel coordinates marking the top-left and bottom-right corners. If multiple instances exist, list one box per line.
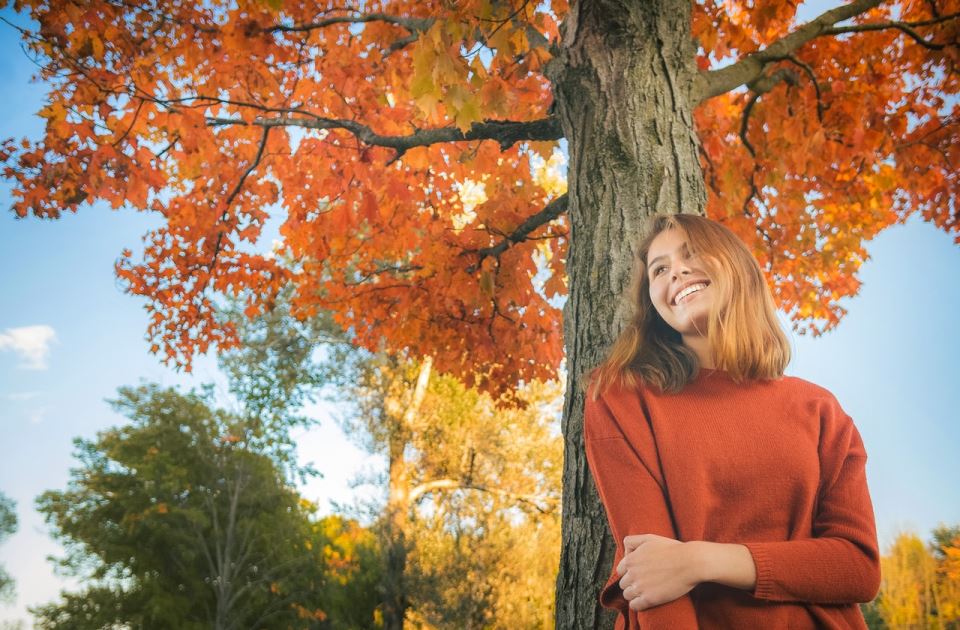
left=586, top=213, right=791, bottom=399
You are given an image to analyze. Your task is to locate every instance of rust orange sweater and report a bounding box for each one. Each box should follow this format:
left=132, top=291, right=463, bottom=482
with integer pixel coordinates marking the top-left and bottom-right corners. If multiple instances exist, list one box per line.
left=584, top=368, right=880, bottom=629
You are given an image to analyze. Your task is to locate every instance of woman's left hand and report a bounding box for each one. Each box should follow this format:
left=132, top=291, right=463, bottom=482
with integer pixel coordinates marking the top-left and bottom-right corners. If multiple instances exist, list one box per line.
left=616, top=533, right=701, bottom=611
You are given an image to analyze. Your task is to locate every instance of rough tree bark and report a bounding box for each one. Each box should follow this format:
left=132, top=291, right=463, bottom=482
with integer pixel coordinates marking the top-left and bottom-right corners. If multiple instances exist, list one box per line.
left=546, top=1, right=706, bottom=627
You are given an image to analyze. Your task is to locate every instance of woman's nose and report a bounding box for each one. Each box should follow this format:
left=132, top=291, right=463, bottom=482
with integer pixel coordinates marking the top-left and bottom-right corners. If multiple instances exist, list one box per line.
left=672, top=263, right=693, bottom=281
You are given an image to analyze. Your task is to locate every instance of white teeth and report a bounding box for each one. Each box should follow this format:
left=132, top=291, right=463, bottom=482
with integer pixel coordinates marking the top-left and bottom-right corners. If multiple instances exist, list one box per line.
left=674, top=283, right=707, bottom=305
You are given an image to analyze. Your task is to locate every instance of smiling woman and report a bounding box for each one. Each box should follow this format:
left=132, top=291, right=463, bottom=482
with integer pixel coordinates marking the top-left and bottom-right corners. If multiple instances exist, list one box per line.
left=581, top=213, right=880, bottom=630
left=591, top=213, right=792, bottom=395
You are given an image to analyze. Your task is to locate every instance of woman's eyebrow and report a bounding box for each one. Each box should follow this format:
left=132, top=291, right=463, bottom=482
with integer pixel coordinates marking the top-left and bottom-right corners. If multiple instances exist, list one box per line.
left=647, top=243, right=689, bottom=267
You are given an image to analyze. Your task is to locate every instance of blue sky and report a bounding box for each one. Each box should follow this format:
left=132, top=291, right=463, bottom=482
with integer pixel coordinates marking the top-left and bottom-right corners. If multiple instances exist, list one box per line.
left=2, top=2, right=959, bottom=627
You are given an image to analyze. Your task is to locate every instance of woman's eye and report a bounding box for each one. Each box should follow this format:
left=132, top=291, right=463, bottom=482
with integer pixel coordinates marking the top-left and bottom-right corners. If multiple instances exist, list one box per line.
left=654, top=266, right=665, bottom=275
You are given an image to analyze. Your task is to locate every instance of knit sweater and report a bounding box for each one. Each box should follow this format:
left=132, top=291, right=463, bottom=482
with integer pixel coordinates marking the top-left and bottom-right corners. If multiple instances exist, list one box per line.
left=583, top=368, right=880, bottom=629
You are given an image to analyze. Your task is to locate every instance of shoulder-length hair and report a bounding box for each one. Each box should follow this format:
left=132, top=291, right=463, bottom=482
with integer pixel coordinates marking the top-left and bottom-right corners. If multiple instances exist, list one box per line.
left=586, top=213, right=791, bottom=399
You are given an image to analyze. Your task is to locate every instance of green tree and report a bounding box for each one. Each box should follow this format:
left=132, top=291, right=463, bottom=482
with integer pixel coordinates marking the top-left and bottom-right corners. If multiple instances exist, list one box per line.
left=32, top=384, right=330, bottom=629
left=0, top=490, right=17, bottom=603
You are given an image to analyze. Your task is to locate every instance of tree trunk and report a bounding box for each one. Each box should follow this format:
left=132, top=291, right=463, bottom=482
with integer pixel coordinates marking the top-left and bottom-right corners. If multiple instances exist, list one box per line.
left=547, top=1, right=706, bottom=628
left=382, top=434, right=411, bottom=630
left=380, top=357, right=431, bottom=630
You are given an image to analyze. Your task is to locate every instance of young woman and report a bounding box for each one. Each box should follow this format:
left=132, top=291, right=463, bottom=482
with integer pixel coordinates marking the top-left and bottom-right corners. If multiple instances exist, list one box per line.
left=583, top=213, right=880, bottom=629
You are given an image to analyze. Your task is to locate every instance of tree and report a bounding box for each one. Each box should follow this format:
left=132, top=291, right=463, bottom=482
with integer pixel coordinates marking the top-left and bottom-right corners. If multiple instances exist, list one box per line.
left=32, top=384, right=332, bottom=629
left=931, top=524, right=960, bottom=626
left=0, top=490, right=17, bottom=603
left=2, top=1, right=958, bottom=626
left=216, top=283, right=562, bottom=627
left=875, top=525, right=960, bottom=629
left=311, top=513, right=385, bottom=630
left=343, top=353, right=562, bottom=628
left=406, top=493, right=561, bottom=629
left=879, top=532, right=936, bottom=628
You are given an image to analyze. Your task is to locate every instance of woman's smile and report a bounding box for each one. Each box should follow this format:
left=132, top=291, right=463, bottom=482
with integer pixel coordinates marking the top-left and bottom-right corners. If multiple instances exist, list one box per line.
left=674, top=283, right=709, bottom=306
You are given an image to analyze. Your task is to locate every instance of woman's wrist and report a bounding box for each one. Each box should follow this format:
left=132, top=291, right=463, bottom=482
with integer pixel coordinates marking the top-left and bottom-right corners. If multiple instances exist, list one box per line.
left=684, top=540, right=758, bottom=591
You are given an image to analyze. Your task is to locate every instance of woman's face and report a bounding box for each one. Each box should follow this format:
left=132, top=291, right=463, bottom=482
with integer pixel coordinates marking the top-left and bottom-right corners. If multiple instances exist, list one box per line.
left=646, top=228, right=713, bottom=337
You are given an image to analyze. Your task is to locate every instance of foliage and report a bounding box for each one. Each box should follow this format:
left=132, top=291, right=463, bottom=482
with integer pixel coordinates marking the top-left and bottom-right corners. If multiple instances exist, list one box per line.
left=215, top=282, right=370, bottom=483
left=406, top=499, right=561, bottom=629
left=344, top=352, right=563, bottom=627
left=0, top=490, right=17, bottom=603
left=217, top=284, right=563, bottom=626
left=2, top=1, right=956, bottom=397
left=874, top=524, right=960, bottom=628
left=31, top=384, right=331, bottom=629
left=311, top=513, right=384, bottom=630
left=216, top=279, right=374, bottom=419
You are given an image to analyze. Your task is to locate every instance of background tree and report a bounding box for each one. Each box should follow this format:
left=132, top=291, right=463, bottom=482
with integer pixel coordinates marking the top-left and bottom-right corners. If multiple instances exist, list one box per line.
left=875, top=525, right=960, bottom=629
left=311, top=513, right=385, bottom=630
left=31, top=384, right=334, bottom=629
left=930, top=525, right=960, bottom=626
left=345, top=355, right=562, bottom=628
left=2, top=1, right=958, bottom=626
left=0, top=490, right=17, bottom=604
left=407, top=492, right=561, bottom=629
left=216, top=283, right=563, bottom=627
left=879, top=532, right=936, bottom=628
left=215, top=281, right=366, bottom=485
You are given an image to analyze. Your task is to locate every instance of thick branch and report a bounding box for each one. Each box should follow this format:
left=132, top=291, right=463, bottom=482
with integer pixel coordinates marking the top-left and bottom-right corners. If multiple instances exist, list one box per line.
left=205, top=115, right=564, bottom=155
left=462, top=193, right=568, bottom=274
left=696, top=0, right=883, bottom=102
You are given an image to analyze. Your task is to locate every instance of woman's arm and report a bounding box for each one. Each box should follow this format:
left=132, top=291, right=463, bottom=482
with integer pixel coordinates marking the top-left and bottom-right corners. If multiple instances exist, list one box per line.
left=686, top=406, right=880, bottom=604
left=685, top=541, right=757, bottom=590
left=584, top=395, right=700, bottom=627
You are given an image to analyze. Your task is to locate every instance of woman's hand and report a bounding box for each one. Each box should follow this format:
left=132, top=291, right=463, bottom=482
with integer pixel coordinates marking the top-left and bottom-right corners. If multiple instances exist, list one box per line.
left=616, top=533, right=702, bottom=611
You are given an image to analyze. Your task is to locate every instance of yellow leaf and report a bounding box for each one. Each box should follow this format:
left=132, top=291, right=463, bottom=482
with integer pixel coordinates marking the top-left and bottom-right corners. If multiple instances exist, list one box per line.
left=454, top=98, right=482, bottom=133
left=480, top=270, right=495, bottom=296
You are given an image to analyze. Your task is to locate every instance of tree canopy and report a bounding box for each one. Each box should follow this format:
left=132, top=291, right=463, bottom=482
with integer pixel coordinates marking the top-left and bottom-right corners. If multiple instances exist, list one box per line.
left=32, top=384, right=336, bottom=629
left=2, top=0, right=956, bottom=396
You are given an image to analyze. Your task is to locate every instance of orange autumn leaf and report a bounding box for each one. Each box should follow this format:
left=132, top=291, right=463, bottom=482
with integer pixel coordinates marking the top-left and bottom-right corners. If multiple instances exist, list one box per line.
left=1, top=0, right=957, bottom=399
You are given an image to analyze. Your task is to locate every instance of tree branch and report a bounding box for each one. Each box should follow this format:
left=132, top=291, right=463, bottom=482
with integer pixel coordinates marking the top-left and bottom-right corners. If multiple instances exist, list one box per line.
left=409, top=477, right=558, bottom=514
left=265, top=12, right=433, bottom=35
left=779, top=54, right=825, bottom=122
left=462, top=193, right=568, bottom=274
left=695, top=0, right=883, bottom=102
left=205, top=115, right=564, bottom=157
left=210, top=126, right=271, bottom=268
left=821, top=11, right=960, bottom=50
left=739, top=68, right=799, bottom=157
left=264, top=12, right=435, bottom=56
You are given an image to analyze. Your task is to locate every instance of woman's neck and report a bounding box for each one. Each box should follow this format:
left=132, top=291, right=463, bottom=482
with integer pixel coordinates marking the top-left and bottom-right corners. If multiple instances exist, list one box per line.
left=682, top=334, right=715, bottom=369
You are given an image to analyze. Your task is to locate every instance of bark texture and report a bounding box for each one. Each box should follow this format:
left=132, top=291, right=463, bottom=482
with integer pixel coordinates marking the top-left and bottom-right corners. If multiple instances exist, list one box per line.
left=546, top=1, right=706, bottom=627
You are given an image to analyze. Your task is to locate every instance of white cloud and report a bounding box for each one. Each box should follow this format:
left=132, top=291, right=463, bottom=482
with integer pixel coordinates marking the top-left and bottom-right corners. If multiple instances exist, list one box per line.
left=0, top=325, right=57, bottom=370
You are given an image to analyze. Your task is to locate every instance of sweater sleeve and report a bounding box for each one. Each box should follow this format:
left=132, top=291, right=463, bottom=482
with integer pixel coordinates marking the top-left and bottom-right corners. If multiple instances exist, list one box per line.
left=741, top=399, right=881, bottom=604
left=583, top=394, right=699, bottom=629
